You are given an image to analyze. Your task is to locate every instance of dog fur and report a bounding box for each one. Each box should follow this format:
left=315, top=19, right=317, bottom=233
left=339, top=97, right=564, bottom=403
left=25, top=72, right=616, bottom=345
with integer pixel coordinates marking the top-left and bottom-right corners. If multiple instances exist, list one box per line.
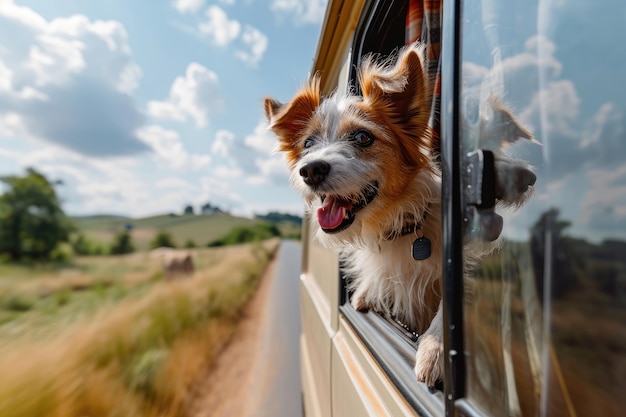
left=264, top=43, right=534, bottom=386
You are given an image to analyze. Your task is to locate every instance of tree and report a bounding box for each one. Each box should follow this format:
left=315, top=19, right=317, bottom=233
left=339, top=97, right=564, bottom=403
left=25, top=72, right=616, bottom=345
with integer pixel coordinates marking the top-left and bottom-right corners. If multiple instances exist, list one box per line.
left=201, top=202, right=223, bottom=214
left=0, top=168, right=74, bottom=261
left=150, top=230, right=176, bottom=249
left=110, top=231, right=134, bottom=255
left=183, top=205, right=194, bottom=215
left=184, top=239, right=196, bottom=249
left=530, top=208, right=582, bottom=299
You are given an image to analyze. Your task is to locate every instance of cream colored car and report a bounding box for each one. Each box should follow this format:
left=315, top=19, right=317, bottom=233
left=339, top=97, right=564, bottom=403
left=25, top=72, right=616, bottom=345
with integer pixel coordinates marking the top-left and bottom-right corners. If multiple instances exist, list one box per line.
left=300, top=1, right=626, bottom=417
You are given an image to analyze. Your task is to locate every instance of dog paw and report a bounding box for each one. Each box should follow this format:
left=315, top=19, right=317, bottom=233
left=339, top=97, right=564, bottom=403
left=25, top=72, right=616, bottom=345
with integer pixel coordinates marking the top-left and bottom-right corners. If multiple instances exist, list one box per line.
left=414, top=334, right=444, bottom=386
left=350, top=294, right=370, bottom=311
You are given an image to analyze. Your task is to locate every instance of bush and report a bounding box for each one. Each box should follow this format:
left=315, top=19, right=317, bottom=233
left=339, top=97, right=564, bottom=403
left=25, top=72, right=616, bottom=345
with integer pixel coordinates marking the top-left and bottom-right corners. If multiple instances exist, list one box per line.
left=3, top=293, right=37, bottom=312
left=110, top=231, right=134, bottom=255
left=49, top=243, right=74, bottom=262
left=55, top=289, right=71, bottom=306
left=207, top=223, right=281, bottom=247
left=184, top=239, right=196, bottom=249
left=72, top=234, right=106, bottom=256
left=150, top=231, right=176, bottom=249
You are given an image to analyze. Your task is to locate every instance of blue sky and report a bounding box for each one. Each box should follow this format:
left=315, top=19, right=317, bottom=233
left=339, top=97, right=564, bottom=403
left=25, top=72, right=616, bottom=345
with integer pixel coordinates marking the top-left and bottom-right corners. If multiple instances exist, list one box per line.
left=0, top=0, right=327, bottom=217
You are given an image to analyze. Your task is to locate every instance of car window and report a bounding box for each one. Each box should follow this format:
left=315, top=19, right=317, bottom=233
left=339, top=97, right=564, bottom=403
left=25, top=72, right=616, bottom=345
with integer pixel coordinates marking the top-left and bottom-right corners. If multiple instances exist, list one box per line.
left=458, top=1, right=626, bottom=416
left=337, top=0, right=446, bottom=415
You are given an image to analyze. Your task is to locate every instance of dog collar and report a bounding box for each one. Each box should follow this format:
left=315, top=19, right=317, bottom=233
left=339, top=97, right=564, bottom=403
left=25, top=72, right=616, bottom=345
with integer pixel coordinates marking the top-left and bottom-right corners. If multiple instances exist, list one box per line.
left=384, top=207, right=429, bottom=241
left=384, top=208, right=432, bottom=261
left=385, top=222, right=423, bottom=240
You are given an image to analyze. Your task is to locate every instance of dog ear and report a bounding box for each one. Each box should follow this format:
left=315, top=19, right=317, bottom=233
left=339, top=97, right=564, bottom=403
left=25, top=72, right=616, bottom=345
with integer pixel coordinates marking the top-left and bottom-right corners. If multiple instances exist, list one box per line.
left=264, top=76, right=321, bottom=152
left=264, top=98, right=284, bottom=122
left=360, top=44, right=430, bottom=123
left=360, top=44, right=433, bottom=167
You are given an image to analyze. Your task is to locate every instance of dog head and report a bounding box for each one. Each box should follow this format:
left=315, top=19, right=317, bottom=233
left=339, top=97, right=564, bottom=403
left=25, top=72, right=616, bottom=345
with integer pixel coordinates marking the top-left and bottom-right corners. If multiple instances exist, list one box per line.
left=264, top=44, right=435, bottom=246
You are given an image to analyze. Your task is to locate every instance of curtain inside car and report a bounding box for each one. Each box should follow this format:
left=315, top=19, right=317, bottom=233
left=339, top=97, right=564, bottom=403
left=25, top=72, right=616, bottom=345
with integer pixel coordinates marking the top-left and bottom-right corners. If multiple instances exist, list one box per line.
left=406, top=0, right=442, bottom=151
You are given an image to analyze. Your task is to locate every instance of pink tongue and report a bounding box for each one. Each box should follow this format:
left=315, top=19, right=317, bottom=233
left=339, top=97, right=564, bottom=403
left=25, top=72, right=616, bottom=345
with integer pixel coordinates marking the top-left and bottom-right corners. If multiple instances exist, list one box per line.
left=317, top=197, right=351, bottom=230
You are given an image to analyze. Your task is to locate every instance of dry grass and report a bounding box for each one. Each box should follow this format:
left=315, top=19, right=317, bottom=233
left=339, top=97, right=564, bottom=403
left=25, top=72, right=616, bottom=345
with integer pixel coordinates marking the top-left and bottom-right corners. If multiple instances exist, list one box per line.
left=0, top=239, right=280, bottom=417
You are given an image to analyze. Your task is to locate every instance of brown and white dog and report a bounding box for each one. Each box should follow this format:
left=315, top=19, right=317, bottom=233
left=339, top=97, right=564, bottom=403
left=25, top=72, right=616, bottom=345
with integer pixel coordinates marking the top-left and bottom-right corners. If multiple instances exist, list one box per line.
left=264, top=43, right=534, bottom=386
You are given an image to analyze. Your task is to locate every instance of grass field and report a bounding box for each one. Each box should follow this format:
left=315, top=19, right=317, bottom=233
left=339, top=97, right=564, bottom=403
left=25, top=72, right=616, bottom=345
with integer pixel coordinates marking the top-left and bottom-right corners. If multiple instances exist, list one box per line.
left=73, top=212, right=301, bottom=250
left=0, top=239, right=280, bottom=417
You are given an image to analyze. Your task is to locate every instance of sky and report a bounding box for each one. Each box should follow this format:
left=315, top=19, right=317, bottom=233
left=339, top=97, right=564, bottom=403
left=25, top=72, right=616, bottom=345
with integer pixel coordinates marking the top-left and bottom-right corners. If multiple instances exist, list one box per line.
left=0, top=0, right=327, bottom=218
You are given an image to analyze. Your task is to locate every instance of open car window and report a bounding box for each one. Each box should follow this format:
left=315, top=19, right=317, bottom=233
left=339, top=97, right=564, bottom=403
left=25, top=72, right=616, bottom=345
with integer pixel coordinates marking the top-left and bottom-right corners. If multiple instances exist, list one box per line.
left=338, top=1, right=445, bottom=415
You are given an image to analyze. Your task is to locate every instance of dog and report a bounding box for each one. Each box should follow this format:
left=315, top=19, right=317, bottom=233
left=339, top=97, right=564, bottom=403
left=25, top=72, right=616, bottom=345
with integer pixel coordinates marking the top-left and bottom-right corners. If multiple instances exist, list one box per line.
left=264, top=43, right=535, bottom=386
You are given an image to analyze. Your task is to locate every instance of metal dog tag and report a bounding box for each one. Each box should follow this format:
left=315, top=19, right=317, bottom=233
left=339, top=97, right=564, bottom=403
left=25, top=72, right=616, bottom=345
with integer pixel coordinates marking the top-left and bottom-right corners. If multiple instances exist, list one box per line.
left=412, top=237, right=431, bottom=260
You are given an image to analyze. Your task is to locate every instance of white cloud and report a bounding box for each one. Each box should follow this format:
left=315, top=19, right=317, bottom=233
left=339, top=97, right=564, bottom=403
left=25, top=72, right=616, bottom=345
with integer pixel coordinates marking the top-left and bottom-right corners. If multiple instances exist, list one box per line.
left=214, top=165, right=243, bottom=179
left=0, top=136, right=218, bottom=218
left=207, top=121, right=288, bottom=187
left=198, top=5, right=241, bottom=46
left=199, top=175, right=244, bottom=210
left=271, top=0, right=328, bottom=25
left=582, top=165, right=626, bottom=224
left=178, top=5, right=268, bottom=66
left=521, top=79, right=580, bottom=137
left=235, top=25, right=268, bottom=66
left=0, top=0, right=46, bottom=31
left=244, top=120, right=277, bottom=154
left=147, top=62, right=223, bottom=127
left=0, top=60, right=13, bottom=91
left=241, top=120, right=289, bottom=185
left=0, top=0, right=147, bottom=157
left=156, top=177, right=198, bottom=191
left=247, top=156, right=290, bottom=186
left=212, top=129, right=236, bottom=157
left=0, top=0, right=305, bottom=219
left=172, top=0, right=206, bottom=14
left=0, top=112, right=31, bottom=139
left=0, top=144, right=155, bottom=216
left=136, top=125, right=211, bottom=170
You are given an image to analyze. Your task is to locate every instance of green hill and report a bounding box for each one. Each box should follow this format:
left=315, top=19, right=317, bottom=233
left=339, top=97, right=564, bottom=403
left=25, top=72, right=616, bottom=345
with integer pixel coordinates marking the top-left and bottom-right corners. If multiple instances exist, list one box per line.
left=73, top=212, right=301, bottom=250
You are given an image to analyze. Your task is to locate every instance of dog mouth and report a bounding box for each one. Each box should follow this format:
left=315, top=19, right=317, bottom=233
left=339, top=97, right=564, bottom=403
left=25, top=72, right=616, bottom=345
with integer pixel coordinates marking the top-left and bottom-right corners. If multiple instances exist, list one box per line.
left=317, top=181, right=379, bottom=233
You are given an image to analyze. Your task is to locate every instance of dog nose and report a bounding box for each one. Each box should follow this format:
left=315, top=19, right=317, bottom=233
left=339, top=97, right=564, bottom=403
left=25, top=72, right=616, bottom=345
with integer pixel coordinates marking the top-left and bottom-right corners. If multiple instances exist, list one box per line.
left=299, top=161, right=330, bottom=186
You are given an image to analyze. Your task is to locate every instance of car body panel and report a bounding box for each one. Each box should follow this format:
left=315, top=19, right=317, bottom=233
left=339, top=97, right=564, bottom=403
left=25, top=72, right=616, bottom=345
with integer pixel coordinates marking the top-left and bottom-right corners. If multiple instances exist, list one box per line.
left=298, top=1, right=626, bottom=416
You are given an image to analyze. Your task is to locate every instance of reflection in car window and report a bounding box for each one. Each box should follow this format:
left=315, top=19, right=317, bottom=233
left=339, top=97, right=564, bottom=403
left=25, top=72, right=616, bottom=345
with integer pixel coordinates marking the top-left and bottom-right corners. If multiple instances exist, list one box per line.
left=460, top=1, right=626, bottom=416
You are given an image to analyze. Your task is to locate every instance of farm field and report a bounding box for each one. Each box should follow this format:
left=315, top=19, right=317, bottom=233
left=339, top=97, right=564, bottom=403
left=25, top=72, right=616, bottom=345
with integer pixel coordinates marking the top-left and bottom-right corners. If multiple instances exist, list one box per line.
left=0, top=239, right=280, bottom=417
left=73, top=212, right=301, bottom=251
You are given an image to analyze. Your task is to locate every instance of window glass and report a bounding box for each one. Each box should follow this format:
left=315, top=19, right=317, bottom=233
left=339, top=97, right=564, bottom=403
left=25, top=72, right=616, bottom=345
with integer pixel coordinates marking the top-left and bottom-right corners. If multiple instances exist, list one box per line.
left=460, top=1, right=626, bottom=416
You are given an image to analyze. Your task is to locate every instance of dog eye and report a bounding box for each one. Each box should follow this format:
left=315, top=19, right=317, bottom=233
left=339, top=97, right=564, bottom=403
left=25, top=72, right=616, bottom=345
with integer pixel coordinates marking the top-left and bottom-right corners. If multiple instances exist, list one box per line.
left=303, top=137, right=315, bottom=149
left=352, top=130, right=374, bottom=147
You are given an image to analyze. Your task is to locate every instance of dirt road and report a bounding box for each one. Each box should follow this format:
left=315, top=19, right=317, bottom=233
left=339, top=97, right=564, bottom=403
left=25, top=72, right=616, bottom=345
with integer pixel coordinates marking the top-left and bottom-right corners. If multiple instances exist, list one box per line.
left=188, top=241, right=303, bottom=417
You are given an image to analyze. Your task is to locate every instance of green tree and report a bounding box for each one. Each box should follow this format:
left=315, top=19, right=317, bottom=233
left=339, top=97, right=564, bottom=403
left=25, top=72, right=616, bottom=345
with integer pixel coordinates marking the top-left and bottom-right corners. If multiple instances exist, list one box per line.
left=0, top=168, right=74, bottom=261
left=110, top=231, right=134, bottom=255
left=150, top=230, right=176, bottom=249
left=184, top=239, right=196, bottom=249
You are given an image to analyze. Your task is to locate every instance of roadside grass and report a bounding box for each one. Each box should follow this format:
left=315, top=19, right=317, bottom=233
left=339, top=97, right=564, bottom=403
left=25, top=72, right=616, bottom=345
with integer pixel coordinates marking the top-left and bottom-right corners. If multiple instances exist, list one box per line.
left=0, top=239, right=280, bottom=417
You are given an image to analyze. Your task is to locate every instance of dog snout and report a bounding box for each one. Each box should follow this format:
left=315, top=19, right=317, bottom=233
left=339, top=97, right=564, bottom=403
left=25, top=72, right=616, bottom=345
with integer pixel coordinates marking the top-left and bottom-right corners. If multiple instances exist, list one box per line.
left=299, top=160, right=330, bottom=186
